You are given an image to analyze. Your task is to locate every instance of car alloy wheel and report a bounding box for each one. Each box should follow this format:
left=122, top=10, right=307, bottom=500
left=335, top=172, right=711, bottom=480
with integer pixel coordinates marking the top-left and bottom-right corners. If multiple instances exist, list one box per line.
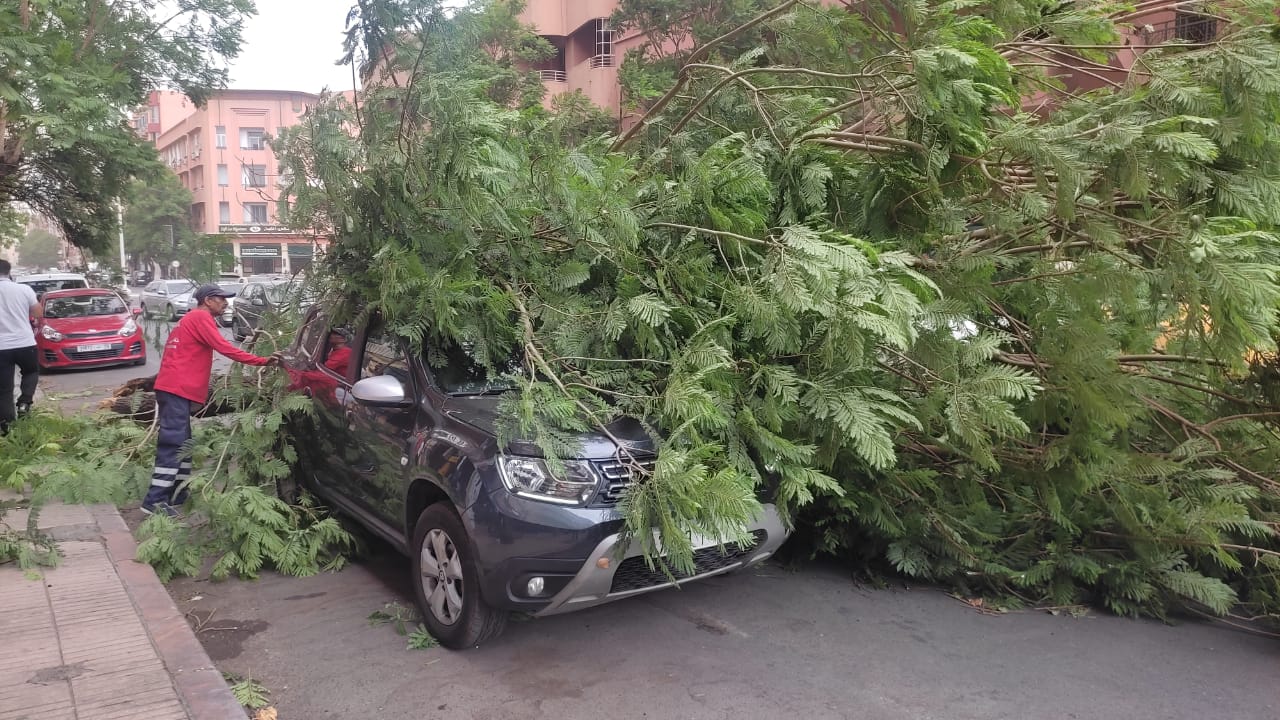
left=410, top=504, right=506, bottom=649
left=166, top=304, right=176, bottom=321
left=420, top=528, right=464, bottom=625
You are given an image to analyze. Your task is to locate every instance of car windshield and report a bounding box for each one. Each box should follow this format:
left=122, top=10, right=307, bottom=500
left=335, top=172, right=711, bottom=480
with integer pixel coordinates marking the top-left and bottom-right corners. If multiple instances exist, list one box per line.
left=23, top=279, right=87, bottom=294
left=166, top=281, right=194, bottom=295
left=427, top=341, right=524, bottom=395
left=217, top=282, right=241, bottom=295
left=264, top=283, right=291, bottom=303
left=44, top=294, right=127, bottom=318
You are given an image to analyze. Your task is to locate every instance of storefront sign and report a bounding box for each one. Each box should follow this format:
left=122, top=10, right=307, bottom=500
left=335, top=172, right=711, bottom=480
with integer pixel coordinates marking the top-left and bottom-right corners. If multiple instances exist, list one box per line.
left=218, top=224, right=291, bottom=234
left=240, top=243, right=282, bottom=258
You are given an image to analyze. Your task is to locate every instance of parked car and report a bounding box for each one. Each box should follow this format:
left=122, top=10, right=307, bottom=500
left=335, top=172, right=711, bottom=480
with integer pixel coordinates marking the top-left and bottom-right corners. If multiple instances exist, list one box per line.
left=280, top=305, right=788, bottom=648
left=139, top=279, right=196, bottom=320
left=17, top=272, right=89, bottom=296
left=36, top=289, right=145, bottom=370
left=131, top=269, right=154, bottom=286
left=231, top=279, right=314, bottom=341
left=215, top=280, right=244, bottom=327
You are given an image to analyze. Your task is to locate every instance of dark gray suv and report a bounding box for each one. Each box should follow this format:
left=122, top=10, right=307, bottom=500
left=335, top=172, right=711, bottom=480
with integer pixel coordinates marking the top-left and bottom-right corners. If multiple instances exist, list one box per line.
left=281, top=306, right=788, bottom=649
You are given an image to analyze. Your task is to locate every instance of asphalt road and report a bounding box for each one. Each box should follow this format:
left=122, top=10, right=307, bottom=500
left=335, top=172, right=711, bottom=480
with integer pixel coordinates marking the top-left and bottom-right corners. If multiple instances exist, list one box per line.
left=157, top=547, right=1279, bottom=720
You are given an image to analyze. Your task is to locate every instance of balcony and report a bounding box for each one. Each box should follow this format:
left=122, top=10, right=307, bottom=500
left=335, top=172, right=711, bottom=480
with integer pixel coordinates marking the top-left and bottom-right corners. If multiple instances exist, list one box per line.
left=589, top=54, right=614, bottom=69
left=1142, top=14, right=1217, bottom=45
left=538, top=69, right=568, bottom=82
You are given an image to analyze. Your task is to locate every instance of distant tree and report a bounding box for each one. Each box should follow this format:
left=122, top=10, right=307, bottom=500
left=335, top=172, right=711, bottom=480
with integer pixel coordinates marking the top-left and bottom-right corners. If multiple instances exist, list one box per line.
left=123, top=172, right=196, bottom=269
left=19, top=228, right=61, bottom=269
left=0, top=0, right=255, bottom=255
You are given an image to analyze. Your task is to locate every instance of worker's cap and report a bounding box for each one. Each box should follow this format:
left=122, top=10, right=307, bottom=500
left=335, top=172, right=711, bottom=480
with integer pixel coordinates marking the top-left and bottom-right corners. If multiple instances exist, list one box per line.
left=328, top=327, right=352, bottom=340
left=193, top=283, right=236, bottom=302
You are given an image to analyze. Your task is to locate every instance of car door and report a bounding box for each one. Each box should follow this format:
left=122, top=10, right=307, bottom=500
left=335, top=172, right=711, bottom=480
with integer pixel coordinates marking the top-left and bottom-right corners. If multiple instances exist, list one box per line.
left=341, top=319, right=422, bottom=531
left=287, top=311, right=358, bottom=504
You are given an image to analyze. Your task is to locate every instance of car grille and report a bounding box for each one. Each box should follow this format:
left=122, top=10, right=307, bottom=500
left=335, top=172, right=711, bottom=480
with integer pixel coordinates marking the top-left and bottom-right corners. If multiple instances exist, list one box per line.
left=128, top=342, right=143, bottom=354
left=42, top=350, right=57, bottom=363
left=609, top=529, right=768, bottom=594
left=592, top=456, right=656, bottom=506
left=64, top=329, right=117, bottom=339
left=63, top=344, right=124, bottom=361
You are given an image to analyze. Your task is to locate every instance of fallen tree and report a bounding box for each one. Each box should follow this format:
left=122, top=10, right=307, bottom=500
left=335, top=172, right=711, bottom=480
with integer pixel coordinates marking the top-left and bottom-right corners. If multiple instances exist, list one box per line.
left=270, top=0, right=1280, bottom=621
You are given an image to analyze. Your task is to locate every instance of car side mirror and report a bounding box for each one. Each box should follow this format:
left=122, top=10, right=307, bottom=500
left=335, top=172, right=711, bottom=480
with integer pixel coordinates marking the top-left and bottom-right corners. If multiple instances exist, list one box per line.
left=350, top=375, right=412, bottom=408
left=251, top=298, right=266, bottom=306
left=132, top=307, right=142, bottom=316
left=157, top=290, right=167, bottom=296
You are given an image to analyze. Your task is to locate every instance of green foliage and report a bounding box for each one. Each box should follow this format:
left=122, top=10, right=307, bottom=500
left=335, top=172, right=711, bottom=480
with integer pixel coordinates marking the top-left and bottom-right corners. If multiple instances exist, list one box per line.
left=0, top=0, right=254, bottom=254
left=122, top=172, right=198, bottom=272
left=369, top=602, right=439, bottom=648
left=0, top=375, right=353, bottom=583
left=18, top=228, right=62, bottom=269
left=225, top=674, right=270, bottom=710
left=280, top=0, right=1280, bottom=620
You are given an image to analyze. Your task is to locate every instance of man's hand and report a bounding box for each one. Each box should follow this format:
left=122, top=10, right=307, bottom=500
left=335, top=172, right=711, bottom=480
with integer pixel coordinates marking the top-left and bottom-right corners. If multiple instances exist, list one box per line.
left=267, top=352, right=285, bottom=368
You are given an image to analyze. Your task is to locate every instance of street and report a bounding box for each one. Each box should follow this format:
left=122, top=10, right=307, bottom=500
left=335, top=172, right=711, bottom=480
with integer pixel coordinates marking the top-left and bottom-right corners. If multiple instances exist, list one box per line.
left=160, top=546, right=1279, bottom=720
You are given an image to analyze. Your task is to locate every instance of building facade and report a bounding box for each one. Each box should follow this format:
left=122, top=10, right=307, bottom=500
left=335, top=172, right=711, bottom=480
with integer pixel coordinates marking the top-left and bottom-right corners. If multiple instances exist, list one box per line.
left=141, top=89, right=325, bottom=276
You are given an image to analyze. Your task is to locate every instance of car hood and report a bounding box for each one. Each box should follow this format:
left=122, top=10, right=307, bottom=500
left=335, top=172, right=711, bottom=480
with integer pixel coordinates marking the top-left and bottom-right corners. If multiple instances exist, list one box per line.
left=44, top=314, right=131, bottom=332
left=441, top=395, right=656, bottom=459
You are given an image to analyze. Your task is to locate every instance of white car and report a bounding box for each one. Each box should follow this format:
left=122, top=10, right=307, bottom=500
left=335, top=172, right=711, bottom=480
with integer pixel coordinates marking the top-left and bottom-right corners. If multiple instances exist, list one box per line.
left=17, top=272, right=89, bottom=295
left=138, top=280, right=196, bottom=321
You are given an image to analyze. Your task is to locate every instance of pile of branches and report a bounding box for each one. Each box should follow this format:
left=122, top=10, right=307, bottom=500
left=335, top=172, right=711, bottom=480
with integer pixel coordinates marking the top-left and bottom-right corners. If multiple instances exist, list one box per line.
left=276, top=0, right=1280, bottom=621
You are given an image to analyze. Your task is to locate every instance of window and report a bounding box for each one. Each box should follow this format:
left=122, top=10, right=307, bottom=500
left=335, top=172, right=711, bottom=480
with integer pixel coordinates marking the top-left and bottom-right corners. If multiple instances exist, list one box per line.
left=219, top=202, right=230, bottom=224
left=360, top=325, right=412, bottom=387
left=424, top=341, right=523, bottom=395
left=150, top=106, right=159, bottom=122
left=592, top=18, right=613, bottom=66
left=243, top=203, right=268, bottom=223
left=292, top=97, right=303, bottom=113
left=217, top=164, right=228, bottom=186
left=240, top=127, right=266, bottom=150
left=242, top=164, right=267, bottom=188
left=215, top=125, right=226, bottom=148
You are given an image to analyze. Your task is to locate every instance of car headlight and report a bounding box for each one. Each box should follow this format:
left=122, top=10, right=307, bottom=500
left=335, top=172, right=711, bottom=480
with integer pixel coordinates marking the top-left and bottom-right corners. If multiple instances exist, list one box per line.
left=497, top=456, right=598, bottom=506
left=118, top=318, right=138, bottom=336
left=41, top=324, right=64, bottom=341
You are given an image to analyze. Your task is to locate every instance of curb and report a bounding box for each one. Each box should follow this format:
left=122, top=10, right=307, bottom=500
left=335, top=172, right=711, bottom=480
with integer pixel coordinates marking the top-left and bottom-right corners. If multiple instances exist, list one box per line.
left=91, top=505, right=249, bottom=720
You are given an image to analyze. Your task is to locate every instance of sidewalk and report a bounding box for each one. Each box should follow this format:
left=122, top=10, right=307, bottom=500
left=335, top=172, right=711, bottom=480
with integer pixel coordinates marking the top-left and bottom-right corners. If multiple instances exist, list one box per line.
left=0, top=502, right=246, bottom=720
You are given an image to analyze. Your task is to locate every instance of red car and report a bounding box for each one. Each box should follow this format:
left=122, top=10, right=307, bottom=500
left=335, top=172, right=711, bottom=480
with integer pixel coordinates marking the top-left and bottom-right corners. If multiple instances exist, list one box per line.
left=36, top=288, right=146, bottom=370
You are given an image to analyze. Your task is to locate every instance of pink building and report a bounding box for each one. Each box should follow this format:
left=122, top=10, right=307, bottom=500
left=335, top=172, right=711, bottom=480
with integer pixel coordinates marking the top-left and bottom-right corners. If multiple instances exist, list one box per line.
left=143, top=89, right=325, bottom=276
left=518, top=0, right=632, bottom=118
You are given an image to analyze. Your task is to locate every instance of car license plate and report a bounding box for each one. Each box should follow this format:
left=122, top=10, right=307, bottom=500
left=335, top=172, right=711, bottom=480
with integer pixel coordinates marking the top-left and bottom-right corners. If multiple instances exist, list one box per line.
left=76, top=343, right=114, bottom=352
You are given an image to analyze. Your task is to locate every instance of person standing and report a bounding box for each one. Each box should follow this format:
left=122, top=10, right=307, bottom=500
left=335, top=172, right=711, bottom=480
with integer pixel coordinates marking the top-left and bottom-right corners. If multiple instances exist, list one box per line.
left=142, top=283, right=279, bottom=515
left=0, top=260, right=41, bottom=435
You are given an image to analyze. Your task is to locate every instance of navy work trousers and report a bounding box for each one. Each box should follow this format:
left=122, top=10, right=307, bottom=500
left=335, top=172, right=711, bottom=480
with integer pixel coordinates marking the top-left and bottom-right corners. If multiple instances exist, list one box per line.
left=143, top=390, right=195, bottom=508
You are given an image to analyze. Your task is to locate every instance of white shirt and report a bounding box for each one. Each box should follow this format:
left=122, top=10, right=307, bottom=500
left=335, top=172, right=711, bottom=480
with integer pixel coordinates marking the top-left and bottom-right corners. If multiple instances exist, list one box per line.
left=0, top=278, right=38, bottom=350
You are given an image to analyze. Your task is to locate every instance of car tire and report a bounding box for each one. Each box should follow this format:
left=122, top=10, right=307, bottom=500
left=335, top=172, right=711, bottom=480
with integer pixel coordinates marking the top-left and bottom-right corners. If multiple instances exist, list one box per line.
left=411, top=503, right=507, bottom=649
left=140, top=303, right=151, bottom=319
left=166, top=304, right=176, bottom=321
left=232, top=317, right=248, bottom=342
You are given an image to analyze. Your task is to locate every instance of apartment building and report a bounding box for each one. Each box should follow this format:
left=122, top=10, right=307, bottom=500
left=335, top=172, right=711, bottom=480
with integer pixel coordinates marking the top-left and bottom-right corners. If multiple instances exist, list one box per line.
left=140, top=89, right=324, bottom=276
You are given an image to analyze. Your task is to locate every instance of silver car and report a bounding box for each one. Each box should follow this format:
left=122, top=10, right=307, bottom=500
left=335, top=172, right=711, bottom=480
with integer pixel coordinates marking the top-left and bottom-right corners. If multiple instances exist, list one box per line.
left=138, top=280, right=196, bottom=321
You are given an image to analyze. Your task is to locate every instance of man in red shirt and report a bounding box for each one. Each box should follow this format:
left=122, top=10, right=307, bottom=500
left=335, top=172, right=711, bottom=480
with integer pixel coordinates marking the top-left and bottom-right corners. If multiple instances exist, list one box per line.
left=142, top=283, right=279, bottom=516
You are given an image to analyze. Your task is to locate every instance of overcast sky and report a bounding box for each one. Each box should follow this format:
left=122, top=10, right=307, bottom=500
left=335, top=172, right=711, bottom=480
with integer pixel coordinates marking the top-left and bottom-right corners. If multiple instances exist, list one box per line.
left=224, top=0, right=472, bottom=94
left=225, top=0, right=361, bottom=94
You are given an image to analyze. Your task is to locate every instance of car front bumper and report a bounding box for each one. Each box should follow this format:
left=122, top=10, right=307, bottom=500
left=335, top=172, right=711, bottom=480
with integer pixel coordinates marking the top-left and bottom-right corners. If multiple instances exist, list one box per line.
left=38, top=336, right=145, bottom=368
left=531, top=504, right=788, bottom=616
